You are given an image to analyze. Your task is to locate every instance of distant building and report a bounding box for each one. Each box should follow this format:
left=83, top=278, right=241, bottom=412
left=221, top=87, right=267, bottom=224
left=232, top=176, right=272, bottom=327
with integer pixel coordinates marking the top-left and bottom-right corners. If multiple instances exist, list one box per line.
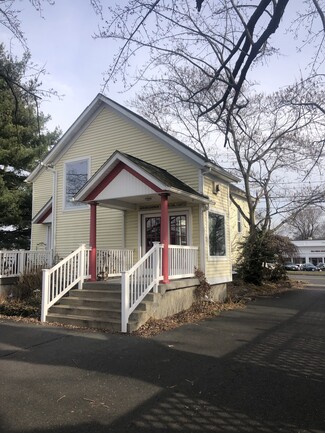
left=290, top=239, right=325, bottom=265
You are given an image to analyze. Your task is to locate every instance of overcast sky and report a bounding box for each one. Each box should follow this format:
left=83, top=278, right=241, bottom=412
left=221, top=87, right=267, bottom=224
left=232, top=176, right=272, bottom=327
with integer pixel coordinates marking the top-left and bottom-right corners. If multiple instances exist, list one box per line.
left=0, top=0, right=315, bottom=133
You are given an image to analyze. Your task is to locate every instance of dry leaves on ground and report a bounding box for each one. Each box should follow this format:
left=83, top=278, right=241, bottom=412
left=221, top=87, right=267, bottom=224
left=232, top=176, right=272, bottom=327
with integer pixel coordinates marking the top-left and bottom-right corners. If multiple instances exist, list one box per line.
left=133, top=279, right=304, bottom=337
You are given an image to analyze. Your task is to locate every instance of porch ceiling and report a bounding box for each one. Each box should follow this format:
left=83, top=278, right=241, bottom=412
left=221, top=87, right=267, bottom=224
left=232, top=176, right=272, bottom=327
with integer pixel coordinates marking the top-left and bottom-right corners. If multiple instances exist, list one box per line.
left=74, top=151, right=209, bottom=210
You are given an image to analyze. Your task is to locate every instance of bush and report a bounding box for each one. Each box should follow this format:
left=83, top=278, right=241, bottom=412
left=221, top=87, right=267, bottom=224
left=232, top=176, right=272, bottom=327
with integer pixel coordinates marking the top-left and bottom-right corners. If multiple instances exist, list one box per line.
left=236, top=229, right=297, bottom=285
left=0, top=270, right=42, bottom=319
left=15, top=269, right=42, bottom=301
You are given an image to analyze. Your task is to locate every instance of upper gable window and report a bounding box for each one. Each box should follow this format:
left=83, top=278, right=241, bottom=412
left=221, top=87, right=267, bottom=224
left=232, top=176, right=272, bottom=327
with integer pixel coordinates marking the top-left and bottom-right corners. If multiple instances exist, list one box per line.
left=64, top=159, right=89, bottom=210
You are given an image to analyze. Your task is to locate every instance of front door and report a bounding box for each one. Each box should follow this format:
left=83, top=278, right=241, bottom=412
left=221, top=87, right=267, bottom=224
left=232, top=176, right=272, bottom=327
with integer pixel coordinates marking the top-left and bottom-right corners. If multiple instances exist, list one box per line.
left=143, top=214, right=188, bottom=252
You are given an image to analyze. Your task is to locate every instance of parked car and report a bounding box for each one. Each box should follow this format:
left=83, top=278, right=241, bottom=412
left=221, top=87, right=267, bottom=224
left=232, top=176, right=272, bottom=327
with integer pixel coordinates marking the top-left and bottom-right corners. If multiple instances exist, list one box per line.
left=301, top=263, right=321, bottom=272
left=284, top=263, right=300, bottom=271
left=316, top=263, right=325, bottom=271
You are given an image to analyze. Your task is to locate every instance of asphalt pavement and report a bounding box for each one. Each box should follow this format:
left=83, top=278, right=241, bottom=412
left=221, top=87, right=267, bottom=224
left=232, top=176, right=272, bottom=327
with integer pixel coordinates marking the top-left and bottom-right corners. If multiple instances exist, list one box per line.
left=1, top=277, right=325, bottom=433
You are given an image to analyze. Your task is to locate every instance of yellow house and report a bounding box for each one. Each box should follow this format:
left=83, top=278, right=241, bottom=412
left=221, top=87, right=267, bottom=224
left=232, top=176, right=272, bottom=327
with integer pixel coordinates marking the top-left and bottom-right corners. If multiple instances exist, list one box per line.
left=26, top=94, right=246, bottom=332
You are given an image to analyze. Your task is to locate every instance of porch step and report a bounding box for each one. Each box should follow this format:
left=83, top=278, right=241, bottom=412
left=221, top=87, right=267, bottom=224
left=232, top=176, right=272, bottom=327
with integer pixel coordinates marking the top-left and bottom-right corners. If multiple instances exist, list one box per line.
left=46, top=282, right=151, bottom=332
left=46, top=313, right=122, bottom=332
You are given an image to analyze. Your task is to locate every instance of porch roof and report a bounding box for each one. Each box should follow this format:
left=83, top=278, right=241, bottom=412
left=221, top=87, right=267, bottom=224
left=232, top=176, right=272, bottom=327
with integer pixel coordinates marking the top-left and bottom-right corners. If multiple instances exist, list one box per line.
left=32, top=198, right=52, bottom=224
left=74, top=151, right=210, bottom=210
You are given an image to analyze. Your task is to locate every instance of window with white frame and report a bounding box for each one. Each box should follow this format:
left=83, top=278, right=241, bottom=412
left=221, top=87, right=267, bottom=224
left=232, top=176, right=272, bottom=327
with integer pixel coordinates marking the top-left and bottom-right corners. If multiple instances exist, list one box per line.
left=209, top=212, right=226, bottom=256
left=64, top=159, right=89, bottom=209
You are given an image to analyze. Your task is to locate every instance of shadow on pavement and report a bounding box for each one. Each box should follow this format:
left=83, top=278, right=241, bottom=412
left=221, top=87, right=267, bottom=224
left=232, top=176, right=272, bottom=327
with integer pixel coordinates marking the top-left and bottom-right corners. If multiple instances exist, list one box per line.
left=0, top=288, right=324, bottom=432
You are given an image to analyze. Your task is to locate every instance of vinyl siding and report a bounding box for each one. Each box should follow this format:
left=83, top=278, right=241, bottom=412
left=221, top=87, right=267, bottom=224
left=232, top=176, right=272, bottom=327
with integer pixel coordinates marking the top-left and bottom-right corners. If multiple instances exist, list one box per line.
left=229, top=193, right=250, bottom=264
left=33, top=106, right=201, bottom=258
left=203, top=177, right=232, bottom=283
left=31, top=169, right=53, bottom=250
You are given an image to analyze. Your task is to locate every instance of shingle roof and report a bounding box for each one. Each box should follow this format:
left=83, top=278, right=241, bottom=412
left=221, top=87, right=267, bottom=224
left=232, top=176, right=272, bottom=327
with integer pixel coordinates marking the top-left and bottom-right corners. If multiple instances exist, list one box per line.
left=121, top=152, right=208, bottom=200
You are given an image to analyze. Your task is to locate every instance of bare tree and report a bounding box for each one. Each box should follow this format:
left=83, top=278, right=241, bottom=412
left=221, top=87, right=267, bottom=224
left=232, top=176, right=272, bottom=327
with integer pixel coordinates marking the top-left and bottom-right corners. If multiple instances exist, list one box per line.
left=93, top=0, right=325, bottom=134
left=132, top=72, right=325, bottom=233
left=285, top=206, right=325, bottom=239
left=0, top=0, right=57, bottom=111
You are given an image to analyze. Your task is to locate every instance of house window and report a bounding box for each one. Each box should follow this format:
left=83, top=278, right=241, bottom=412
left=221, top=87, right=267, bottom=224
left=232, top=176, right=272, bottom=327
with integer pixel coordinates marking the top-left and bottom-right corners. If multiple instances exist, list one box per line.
left=237, top=208, right=242, bottom=233
left=64, top=159, right=89, bottom=209
left=209, top=212, right=226, bottom=256
left=170, top=215, right=187, bottom=245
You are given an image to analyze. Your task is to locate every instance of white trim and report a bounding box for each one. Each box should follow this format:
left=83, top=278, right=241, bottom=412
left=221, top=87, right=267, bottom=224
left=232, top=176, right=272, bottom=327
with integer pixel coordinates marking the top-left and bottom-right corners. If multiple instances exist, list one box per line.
left=207, top=210, right=228, bottom=261
left=207, top=274, right=232, bottom=285
left=63, top=156, right=91, bottom=212
left=140, top=208, right=192, bottom=256
left=199, top=204, right=207, bottom=272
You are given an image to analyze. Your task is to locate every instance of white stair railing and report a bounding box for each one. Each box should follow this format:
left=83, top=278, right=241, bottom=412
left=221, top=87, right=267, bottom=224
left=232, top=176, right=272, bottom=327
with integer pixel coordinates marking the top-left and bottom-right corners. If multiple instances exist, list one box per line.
left=121, top=242, right=162, bottom=332
left=41, top=244, right=90, bottom=321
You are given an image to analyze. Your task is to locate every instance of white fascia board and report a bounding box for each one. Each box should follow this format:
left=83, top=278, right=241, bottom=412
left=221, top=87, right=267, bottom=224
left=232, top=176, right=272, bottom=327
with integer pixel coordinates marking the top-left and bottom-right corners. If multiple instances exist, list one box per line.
left=204, top=162, right=240, bottom=183
left=169, top=187, right=210, bottom=205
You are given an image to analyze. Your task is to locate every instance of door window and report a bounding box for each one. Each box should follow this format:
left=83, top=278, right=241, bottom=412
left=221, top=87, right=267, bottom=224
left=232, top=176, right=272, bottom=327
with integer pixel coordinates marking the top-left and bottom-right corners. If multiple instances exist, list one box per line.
left=144, top=214, right=188, bottom=251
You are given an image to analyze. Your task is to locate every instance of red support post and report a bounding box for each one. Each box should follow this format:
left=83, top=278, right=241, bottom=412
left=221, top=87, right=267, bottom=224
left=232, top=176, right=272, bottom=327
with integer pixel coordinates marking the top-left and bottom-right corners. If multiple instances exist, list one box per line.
left=89, top=202, right=97, bottom=281
left=160, top=193, right=170, bottom=284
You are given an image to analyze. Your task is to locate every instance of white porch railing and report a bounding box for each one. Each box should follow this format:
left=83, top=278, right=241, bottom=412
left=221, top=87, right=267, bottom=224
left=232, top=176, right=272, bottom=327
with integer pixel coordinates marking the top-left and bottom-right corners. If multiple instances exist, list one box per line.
left=120, top=243, right=199, bottom=332
left=0, top=249, right=53, bottom=277
left=41, top=244, right=90, bottom=321
left=97, top=249, right=134, bottom=277
left=168, top=245, right=199, bottom=279
left=121, top=242, right=162, bottom=333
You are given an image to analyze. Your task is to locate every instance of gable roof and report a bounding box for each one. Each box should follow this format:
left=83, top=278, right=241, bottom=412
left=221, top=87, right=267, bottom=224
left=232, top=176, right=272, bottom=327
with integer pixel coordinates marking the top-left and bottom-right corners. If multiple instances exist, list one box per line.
left=26, top=93, right=239, bottom=184
left=74, top=151, right=210, bottom=208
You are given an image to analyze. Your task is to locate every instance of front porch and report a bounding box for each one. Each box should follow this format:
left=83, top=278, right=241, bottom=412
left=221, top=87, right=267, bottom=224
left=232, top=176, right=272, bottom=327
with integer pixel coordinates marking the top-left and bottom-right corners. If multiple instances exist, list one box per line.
left=41, top=242, right=199, bottom=332
left=0, top=243, right=201, bottom=332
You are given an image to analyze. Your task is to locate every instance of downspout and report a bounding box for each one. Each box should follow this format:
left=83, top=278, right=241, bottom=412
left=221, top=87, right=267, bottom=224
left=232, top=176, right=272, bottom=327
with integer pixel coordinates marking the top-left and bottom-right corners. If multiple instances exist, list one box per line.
left=41, top=163, right=57, bottom=262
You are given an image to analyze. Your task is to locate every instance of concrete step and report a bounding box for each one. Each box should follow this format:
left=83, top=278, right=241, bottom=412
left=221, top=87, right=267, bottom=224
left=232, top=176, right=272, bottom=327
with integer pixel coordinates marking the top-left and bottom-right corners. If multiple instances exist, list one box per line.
left=46, top=313, right=121, bottom=332
left=49, top=305, right=122, bottom=320
left=83, top=281, right=121, bottom=291
left=58, top=297, right=121, bottom=309
left=68, top=289, right=121, bottom=300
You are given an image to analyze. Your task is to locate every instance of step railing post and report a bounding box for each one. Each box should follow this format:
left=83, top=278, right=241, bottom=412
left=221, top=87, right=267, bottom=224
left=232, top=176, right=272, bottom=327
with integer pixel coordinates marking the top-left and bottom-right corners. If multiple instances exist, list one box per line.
left=121, top=271, right=130, bottom=333
left=41, top=268, right=49, bottom=322
left=18, top=250, right=25, bottom=275
left=152, top=242, right=160, bottom=293
left=78, top=244, right=86, bottom=290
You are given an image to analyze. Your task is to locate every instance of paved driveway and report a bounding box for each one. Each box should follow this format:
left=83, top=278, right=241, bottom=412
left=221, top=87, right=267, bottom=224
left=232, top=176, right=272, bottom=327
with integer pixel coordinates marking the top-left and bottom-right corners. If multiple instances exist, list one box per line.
left=1, top=285, right=325, bottom=433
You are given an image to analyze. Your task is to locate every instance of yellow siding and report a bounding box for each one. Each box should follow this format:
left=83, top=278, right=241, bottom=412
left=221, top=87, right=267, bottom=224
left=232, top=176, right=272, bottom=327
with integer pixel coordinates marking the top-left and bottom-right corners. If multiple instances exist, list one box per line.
left=203, top=177, right=233, bottom=283
left=31, top=103, right=246, bottom=287
left=229, top=194, right=250, bottom=264
left=125, top=210, right=139, bottom=262
left=31, top=169, right=52, bottom=250
left=50, top=106, right=200, bottom=258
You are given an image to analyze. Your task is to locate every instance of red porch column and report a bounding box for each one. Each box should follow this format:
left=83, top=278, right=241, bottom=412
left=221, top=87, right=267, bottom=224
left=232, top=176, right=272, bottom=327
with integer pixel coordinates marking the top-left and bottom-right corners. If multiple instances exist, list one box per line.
left=160, top=193, right=170, bottom=284
left=89, top=202, right=97, bottom=281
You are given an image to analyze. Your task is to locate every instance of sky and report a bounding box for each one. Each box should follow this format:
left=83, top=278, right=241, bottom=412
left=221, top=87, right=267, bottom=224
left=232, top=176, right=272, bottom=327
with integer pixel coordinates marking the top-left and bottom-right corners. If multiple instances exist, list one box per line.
left=0, top=0, right=314, bottom=134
